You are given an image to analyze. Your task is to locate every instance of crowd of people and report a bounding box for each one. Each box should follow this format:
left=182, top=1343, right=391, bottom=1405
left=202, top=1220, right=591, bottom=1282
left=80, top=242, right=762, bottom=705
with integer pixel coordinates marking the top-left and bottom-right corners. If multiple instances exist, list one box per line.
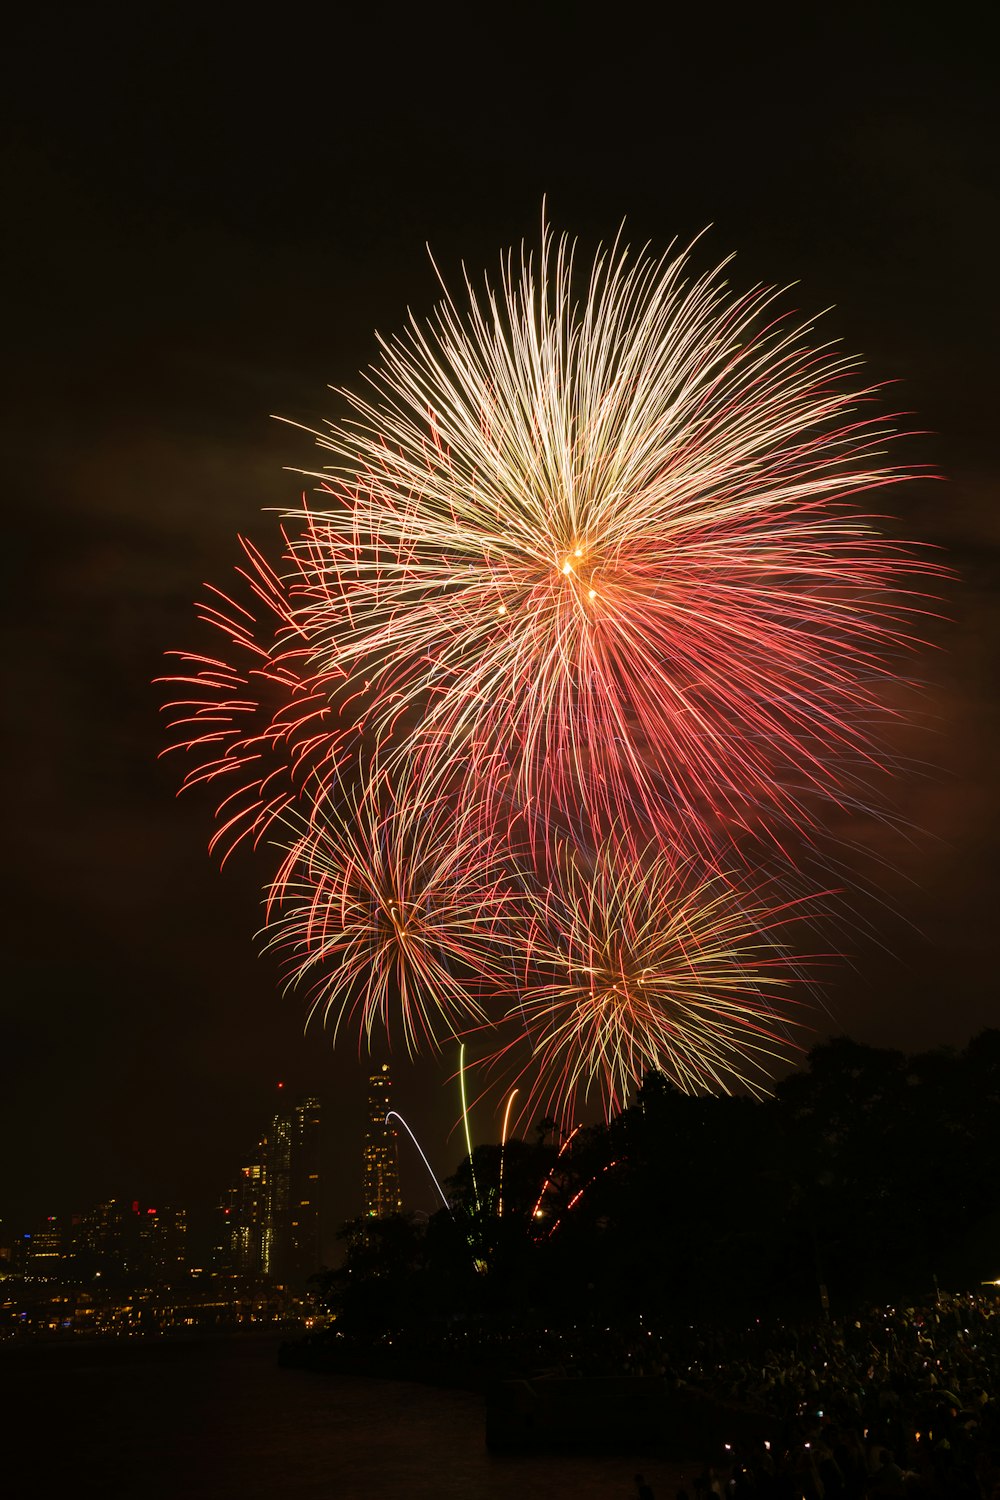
left=297, top=1290, right=1000, bottom=1494
left=622, top=1293, right=1000, bottom=1499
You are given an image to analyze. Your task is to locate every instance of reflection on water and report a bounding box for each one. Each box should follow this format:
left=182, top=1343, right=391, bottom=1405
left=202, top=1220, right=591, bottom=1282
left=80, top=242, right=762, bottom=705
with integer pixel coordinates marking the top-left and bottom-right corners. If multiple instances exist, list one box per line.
left=1, top=1336, right=692, bottom=1499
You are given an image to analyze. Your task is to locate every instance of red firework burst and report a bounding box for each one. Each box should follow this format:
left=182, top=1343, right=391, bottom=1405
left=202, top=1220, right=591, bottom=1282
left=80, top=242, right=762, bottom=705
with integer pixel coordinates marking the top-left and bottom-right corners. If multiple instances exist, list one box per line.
left=160, top=523, right=353, bottom=862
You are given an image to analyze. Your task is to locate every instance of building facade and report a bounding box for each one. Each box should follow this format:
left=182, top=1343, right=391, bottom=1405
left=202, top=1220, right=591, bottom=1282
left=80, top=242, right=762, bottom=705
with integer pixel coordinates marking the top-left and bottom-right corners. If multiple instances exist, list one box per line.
left=215, top=1094, right=322, bottom=1287
left=363, top=1064, right=401, bottom=1219
left=288, top=1096, right=321, bottom=1282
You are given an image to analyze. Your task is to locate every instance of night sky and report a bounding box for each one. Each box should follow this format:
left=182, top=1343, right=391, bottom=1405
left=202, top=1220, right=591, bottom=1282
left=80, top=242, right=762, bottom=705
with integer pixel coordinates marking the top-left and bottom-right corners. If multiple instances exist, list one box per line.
left=3, top=10, right=997, bottom=1249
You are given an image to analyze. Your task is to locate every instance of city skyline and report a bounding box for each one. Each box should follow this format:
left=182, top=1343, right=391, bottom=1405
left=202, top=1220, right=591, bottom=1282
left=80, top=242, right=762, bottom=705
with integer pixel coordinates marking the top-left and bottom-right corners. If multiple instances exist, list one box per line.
left=5, top=1089, right=323, bottom=1274
left=1, top=1062, right=472, bottom=1257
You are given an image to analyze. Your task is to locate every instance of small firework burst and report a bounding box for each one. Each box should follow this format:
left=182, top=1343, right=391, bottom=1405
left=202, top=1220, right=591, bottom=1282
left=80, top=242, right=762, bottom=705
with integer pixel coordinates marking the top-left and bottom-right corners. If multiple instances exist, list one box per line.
left=264, top=765, right=514, bottom=1055
left=490, top=842, right=817, bottom=1123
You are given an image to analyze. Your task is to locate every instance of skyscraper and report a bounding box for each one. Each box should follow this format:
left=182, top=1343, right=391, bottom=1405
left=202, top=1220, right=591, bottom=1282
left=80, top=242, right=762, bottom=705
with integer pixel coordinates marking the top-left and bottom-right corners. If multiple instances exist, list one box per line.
left=262, top=1110, right=292, bottom=1280
left=287, top=1096, right=321, bottom=1282
left=215, top=1093, right=322, bottom=1286
left=227, top=1159, right=266, bottom=1280
left=22, top=1215, right=64, bottom=1276
left=363, top=1064, right=401, bottom=1219
left=138, top=1205, right=187, bottom=1285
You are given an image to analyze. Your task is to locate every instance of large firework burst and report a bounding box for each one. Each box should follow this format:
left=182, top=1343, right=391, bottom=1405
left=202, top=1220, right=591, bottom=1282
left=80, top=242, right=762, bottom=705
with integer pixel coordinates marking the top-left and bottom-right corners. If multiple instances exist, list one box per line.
left=291, top=225, right=936, bottom=854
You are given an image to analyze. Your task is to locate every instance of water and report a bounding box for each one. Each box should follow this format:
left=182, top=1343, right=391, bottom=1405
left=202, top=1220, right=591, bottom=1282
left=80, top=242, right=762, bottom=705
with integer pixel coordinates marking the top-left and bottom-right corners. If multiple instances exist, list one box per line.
left=1, top=1336, right=692, bottom=1498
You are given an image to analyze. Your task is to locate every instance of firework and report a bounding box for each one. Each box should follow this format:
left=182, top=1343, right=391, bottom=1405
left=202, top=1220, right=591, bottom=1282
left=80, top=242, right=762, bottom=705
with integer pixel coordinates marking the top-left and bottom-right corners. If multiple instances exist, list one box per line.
left=289, top=223, right=937, bottom=854
left=161, top=526, right=353, bottom=863
left=263, top=766, right=513, bottom=1055
left=486, top=841, right=818, bottom=1124
left=162, top=216, right=940, bottom=1102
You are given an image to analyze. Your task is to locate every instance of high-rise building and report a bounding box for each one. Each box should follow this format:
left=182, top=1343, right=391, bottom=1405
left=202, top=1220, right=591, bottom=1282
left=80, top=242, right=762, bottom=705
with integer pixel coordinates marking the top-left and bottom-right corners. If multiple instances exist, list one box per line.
left=288, top=1097, right=321, bottom=1282
left=210, top=1185, right=242, bottom=1278
left=228, top=1161, right=267, bottom=1279
left=71, top=1199, right=141, bottom=1281
left=363, top=1064, right=401, bottom=1219
left=139, top=1205, right=187, bottom=1285
left=22, top=1216, right=64, bottom=1276
left=262, top=1111, right=292, bottom=1280
left=215, top=1093, right=322, bottom=1286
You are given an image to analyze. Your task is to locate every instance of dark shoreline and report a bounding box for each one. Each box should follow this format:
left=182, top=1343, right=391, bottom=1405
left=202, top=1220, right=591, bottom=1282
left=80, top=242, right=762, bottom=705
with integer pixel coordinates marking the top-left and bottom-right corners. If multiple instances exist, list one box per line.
left=278, top=1331, right=499, bottom=1391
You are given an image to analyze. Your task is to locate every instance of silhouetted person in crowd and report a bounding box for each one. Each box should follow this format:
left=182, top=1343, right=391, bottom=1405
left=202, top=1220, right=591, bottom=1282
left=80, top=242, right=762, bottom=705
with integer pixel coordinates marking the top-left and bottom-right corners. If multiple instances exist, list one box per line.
left=867, top=1447, right=905, bottom=1496
left=635, top=1475, right=655, bottom=1500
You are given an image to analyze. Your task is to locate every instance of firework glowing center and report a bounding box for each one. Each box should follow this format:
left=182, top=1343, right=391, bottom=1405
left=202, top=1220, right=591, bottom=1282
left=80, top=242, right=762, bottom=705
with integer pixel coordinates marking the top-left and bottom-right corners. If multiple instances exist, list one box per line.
left=162, top=217, right=942, bottom=1125
left=557, top=545, right=602, bottom=604
left=582, top=971, right=662, bottom=1031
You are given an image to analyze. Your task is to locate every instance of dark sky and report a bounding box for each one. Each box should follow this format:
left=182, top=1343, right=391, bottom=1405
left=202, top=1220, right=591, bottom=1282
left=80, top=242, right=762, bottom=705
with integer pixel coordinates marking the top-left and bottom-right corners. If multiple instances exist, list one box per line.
left=2, top=9, right=997, bottom=1250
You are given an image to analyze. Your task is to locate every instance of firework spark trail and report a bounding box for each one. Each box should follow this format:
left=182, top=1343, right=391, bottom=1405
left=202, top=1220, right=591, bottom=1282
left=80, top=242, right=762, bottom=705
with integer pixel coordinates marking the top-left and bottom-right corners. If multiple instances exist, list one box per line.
left=546, top=1160, right=622, bottom=1239
left=160, top=526, right=354, bottom=863
left=385, top=1110, right=452, bottom=1212
left=458, top=1040, right=482, bottom=1216
left=497, top=1087, right=518, bottom=1218
left=529, top=1123, right=581, bottom=1226
left=263, top=765, right=515, bottom=1056
left=287, top=224, right=941, bottom=856
left=484, top=840, right=825, bottom=1126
